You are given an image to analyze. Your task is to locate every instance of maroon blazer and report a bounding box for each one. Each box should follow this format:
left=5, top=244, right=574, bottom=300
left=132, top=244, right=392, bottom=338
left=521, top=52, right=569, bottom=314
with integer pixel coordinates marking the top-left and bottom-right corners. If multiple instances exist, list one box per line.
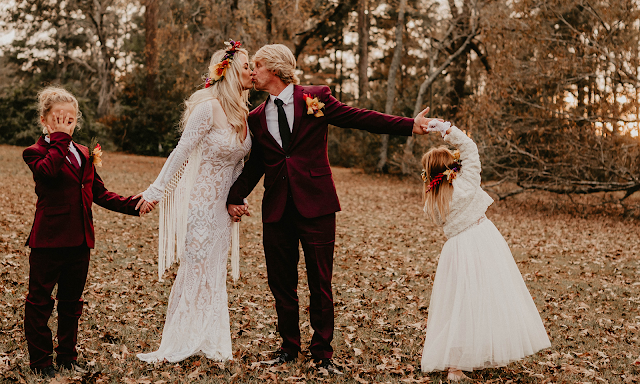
left=23, top=132, right=140, bottom=249
left=227, top=85, right=414, bottom=223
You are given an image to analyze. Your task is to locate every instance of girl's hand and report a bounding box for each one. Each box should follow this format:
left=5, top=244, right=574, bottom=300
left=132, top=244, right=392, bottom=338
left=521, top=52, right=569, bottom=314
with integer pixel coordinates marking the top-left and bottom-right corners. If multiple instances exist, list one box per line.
left=426, top=120, right=453, bottom=138
left=46, top=110, right=76, bottom=136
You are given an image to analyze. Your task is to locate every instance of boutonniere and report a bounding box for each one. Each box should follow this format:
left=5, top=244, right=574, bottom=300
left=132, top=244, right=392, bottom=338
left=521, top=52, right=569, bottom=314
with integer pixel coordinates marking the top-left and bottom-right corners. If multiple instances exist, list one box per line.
left=89, top=139, right=102, bottom=167
left=303, top=93, right=325, bottom=117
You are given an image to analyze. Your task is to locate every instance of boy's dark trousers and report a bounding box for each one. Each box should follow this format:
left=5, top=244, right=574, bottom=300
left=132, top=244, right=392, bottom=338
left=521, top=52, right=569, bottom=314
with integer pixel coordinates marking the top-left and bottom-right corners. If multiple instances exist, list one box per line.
left=24, top=245, right=90, bottom=368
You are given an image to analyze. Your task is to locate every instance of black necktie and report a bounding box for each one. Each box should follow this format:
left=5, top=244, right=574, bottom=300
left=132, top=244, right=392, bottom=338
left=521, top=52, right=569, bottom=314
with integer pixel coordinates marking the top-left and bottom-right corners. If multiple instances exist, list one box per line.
left=274, top=98, right=291, bottom=150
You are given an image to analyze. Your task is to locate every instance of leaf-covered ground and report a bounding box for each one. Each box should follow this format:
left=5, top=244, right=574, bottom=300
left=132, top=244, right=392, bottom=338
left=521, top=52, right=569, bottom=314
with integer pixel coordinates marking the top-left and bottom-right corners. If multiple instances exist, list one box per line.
left=1, top=144, right=639, bottom=383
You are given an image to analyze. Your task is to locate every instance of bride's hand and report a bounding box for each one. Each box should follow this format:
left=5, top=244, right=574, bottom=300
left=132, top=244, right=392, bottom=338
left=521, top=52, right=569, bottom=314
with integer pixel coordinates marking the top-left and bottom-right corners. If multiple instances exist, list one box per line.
left=228, top=203, right=250, bottom=222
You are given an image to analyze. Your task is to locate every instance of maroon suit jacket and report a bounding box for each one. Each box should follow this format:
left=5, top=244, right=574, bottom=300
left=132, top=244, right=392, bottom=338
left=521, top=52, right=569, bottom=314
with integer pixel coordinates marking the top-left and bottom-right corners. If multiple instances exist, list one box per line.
left=227, top=85, right=414, bottom=223
left=23, top=132, right=140, bottom=249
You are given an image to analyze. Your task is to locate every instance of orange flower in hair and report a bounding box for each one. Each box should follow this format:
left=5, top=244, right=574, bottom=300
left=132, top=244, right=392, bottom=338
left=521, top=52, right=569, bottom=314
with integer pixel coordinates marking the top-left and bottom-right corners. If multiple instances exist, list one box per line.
left=205, top=39, right=242, bottom=88
left=212, top=59, right=230, bottom=81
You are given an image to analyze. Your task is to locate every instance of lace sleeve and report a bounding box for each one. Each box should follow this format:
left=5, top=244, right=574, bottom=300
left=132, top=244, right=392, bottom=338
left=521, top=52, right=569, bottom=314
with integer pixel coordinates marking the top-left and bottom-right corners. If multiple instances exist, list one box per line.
left=232, top=158, right=244, bottom=183
left=142, top=102, right=214, bottom=202
left=444, top=126, right=482, bottom=187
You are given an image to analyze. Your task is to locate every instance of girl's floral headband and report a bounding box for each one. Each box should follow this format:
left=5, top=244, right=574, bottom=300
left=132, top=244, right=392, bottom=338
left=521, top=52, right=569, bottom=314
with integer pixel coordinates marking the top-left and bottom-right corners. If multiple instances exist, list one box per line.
left=205, top=40, right=242, bottom=88
left=421, top=150, right=461, bottom=192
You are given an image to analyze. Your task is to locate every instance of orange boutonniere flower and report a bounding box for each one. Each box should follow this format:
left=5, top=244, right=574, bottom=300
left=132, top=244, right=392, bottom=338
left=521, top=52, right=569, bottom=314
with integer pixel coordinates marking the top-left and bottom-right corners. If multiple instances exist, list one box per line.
left=303, top=93, right=325, bottom=117
left=89, top=142, right=102, bottom=167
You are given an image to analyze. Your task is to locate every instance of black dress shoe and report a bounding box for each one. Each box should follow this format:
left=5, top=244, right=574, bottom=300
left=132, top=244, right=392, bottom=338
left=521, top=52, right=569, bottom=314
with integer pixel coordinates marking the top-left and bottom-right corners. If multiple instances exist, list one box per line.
left=58, top=360, right=89, bottom=374
left=31, top=365, right=57, bottom=378
left=260, top=350, right=297, bottom=365
left=316, top=358, right=344, bottom=375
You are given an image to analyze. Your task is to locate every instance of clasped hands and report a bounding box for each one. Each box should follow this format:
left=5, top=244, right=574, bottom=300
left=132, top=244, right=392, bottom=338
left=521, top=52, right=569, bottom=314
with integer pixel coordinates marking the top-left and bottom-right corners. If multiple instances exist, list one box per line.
left=227, top=201, right=250, bottom=222
left=413, top=107, right=445, bottom=135
left=134, top=194, right=158, bottom=216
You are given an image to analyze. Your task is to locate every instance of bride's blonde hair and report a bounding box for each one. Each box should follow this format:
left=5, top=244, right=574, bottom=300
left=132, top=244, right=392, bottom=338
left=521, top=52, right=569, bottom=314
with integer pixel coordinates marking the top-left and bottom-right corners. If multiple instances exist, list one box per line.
left=179, top=47, right=250, bottom=141
left=421, top=146, right=456, bottom=223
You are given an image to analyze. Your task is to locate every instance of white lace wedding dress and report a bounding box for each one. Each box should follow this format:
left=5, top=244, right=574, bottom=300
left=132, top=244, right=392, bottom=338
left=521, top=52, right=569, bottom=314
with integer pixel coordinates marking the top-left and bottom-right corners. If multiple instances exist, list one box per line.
left=137, top=99, right=251, bottom=363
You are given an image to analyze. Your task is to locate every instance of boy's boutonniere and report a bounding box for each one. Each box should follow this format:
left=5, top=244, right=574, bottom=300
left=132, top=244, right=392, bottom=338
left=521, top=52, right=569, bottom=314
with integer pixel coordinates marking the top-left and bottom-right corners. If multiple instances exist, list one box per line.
left=303, top=93, right=325, bottom=117
left=89, top=139, right=102, bottom=167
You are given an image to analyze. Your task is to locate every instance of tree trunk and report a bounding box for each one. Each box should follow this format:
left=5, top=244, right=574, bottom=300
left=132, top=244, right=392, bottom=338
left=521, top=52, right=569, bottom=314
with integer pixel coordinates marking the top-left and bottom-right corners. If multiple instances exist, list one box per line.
left=444, top=0, right=471, bottom=118
left=90, top=0, right=115, bottom=117
left=265, top=0, right=272, bottom=42
left=357, top=0, right=369, bottom=108
left=377, top=0, right=406, bottom=172
left=401, top=15, right=478, bottom=174
left=144, top=0, right=158, bottom=100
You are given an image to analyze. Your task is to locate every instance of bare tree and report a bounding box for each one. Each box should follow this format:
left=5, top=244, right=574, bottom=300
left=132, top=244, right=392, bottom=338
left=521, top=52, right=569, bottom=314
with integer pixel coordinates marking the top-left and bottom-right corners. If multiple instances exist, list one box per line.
left=144, top=0, right=159, bottom=100
left=377, top=0, right=407, bottom=172
left=468, top=0, right=640, bottom=211
left=265, top=0, right=273, bottom=42
left=400, top=7, right=480, bottom=174
left=357, top=0, right=369, bottom=108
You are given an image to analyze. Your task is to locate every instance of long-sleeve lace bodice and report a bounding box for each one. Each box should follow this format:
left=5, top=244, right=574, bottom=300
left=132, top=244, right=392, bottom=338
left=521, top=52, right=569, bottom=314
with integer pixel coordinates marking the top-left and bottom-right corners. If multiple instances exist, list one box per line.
left=142, top=100, right=247, bottom=202
left=138, top=99, right=251, bottom=363
left=427, top=127, right=494, bottom=238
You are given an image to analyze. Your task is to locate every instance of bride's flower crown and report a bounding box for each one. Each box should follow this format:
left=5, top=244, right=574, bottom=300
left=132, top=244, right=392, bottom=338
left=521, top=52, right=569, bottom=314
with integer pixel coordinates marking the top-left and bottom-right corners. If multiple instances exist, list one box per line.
left=205, top=40, right=242, bottom=88
left=421, top=150, right=461, bottom=192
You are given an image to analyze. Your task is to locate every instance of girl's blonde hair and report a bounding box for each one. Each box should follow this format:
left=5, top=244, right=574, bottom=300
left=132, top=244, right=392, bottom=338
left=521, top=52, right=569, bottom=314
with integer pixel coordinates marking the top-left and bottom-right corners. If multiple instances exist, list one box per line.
left=180, top=47, right=250, bottom=141
left=252, top=44, right=300, bottom=85
left=37, top=86, right=82, bottom=134
left=421, top=146, right=457, bottom=223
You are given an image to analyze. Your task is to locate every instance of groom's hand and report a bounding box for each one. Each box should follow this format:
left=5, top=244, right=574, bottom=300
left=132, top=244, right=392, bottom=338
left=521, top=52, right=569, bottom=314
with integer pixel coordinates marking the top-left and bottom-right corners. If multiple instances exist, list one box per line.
left=228, top=203, right=250, bottom=222
left=412, top=107, right=443, bottom=135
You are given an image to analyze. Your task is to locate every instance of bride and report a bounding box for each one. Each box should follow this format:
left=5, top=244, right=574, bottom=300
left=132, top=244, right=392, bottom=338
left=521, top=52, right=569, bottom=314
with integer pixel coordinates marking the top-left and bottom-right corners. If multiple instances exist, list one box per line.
left=135, top=40, right=252, bottom=363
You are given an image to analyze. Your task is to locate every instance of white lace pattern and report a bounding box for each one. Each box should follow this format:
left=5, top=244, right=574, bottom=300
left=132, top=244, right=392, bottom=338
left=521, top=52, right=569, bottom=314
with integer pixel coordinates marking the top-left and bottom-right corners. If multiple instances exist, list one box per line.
left=426, top=126, right=494, bottom=238
left=138, top=100, right=251, bottom=363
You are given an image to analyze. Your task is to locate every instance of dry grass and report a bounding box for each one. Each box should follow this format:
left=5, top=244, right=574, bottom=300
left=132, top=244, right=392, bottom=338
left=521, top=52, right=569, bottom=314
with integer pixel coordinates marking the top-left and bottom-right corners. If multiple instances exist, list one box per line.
left=1, top=144, right=639, bottom=383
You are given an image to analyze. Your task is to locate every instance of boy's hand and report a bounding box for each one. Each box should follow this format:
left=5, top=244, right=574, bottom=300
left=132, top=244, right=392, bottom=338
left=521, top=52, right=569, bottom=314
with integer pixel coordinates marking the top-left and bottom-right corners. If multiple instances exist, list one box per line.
left=134, top=193, right=158, bottom=216
left=46, top=111, right=76, bottom=136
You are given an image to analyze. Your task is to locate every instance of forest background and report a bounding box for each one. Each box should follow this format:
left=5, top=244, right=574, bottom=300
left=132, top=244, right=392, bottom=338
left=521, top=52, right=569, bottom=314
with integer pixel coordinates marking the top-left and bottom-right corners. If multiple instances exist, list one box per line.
left=1, top=0, right=639, bottom=208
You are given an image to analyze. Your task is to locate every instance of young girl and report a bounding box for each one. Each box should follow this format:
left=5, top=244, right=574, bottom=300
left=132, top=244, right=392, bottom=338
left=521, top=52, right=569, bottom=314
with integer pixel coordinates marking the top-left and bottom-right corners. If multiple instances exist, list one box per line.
left=419, top=120, right=550, bottom=381
left=22, top=87, right=142, bottom=378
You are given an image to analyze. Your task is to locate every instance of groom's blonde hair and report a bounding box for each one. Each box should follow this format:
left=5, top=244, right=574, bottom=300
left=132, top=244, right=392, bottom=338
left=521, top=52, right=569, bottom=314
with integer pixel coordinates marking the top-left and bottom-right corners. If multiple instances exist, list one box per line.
left=253, top=44, right=300, bottom=85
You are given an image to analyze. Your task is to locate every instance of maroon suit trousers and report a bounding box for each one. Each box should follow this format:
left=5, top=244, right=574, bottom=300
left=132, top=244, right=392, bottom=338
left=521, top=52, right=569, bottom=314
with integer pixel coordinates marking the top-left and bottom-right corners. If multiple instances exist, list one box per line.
left=263, top=198, right=336, bottom=359
left=24, top=245, right=90, bottom=368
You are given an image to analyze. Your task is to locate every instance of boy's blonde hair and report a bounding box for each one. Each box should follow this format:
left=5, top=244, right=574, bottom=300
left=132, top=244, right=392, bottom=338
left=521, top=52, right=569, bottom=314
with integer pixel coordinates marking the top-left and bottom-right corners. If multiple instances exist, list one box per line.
left=37, top=86, right=82, bottom=134
left=253, top=44, right=300, bottom=85
left=180, top=47, right=250, bottom=141
left=421, top=146, right=457, bottom=223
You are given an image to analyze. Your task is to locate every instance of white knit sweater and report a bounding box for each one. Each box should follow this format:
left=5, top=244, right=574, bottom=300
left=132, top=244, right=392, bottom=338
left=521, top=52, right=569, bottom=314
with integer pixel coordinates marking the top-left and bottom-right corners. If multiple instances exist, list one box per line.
left=425, top=126, right=494, bottom=238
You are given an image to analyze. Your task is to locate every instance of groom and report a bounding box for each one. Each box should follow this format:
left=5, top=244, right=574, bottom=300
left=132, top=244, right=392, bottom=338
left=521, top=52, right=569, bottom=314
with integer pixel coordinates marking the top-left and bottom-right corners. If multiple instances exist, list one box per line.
left=227, top=44, right=433, bottom=373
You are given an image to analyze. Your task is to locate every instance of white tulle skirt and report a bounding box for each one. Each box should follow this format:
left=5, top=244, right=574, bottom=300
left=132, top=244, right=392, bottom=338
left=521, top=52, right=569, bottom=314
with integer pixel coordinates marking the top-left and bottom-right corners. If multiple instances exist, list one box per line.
left=421, top=217, right=550, bottom=372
